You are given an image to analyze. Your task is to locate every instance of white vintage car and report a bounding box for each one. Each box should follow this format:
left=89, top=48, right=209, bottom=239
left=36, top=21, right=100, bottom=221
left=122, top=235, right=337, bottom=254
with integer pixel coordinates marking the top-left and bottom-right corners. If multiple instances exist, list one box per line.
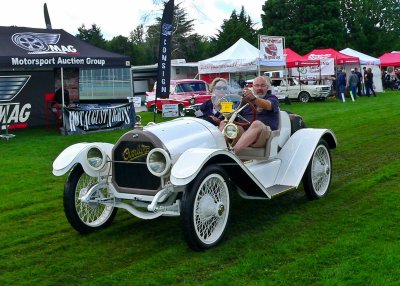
left=247, top=77, right=331, bottom=103
left=53, top=94, right=337, bottom=251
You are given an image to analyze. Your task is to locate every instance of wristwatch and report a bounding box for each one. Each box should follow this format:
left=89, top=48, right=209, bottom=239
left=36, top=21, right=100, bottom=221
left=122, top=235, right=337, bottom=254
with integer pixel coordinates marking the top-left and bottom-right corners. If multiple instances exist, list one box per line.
left=251, top=95, right=258, bottom=102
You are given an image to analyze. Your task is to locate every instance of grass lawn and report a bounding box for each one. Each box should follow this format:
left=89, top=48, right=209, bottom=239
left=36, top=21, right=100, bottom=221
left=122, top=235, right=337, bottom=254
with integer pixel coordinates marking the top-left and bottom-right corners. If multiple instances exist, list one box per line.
left=1, top=91, right=400, bottom=285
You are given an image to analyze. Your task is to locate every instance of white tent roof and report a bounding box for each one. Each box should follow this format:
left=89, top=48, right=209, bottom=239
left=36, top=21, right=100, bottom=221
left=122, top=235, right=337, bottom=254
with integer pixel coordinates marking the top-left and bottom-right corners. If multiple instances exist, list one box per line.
left=198, top=38, right=284, bottom=74
left=340, top=48, right=380, bottom=65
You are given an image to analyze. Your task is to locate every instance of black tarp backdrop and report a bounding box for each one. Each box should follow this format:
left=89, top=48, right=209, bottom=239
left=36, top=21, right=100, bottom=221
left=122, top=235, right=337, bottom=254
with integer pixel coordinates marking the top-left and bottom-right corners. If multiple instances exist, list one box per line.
left=0, top=26, right=131, bottom=130
left=0, top=26, right=130, bottom=69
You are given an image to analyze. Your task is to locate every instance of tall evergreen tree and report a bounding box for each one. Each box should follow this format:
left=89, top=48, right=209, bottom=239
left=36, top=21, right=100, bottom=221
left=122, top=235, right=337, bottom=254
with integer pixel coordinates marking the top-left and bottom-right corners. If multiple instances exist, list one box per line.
left=211, top=6, right=258, bottom=55
left=76, top=24, right=107, bottom=49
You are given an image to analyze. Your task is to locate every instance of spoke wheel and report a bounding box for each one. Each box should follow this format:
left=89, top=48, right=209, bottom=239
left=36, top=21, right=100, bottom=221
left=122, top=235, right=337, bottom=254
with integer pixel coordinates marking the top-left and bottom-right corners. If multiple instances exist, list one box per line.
left=181, top=165, right=231, bottom=251
left=303, top=139, right=332, bottom=199
left=179, top=105, right=185, bottom=117
left=64, top=165, right=117, bottom=233
left=298, top=91, right=310, bottom=103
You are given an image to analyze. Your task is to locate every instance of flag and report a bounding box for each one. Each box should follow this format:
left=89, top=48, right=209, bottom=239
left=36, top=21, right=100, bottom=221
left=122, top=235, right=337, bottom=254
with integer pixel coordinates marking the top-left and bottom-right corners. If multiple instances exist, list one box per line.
left=44, top=3, right=52, bottom=29
left=155, top=0, right=174, bottom=99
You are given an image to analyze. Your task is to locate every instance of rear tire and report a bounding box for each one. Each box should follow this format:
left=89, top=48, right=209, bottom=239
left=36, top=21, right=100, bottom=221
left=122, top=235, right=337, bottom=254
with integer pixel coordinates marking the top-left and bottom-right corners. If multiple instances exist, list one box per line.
left=303, top=139, right=332, bottom=200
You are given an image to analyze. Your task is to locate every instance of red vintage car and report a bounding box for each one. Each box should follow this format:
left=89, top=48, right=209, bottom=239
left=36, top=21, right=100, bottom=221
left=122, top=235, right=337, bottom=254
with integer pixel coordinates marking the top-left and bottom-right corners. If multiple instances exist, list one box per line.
left=145, top=79, right=212, bottom=116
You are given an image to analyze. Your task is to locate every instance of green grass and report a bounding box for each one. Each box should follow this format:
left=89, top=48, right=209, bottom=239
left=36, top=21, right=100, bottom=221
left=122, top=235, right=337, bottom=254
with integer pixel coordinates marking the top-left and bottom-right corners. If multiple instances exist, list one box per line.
left=1, top=91, right=400, bottom=285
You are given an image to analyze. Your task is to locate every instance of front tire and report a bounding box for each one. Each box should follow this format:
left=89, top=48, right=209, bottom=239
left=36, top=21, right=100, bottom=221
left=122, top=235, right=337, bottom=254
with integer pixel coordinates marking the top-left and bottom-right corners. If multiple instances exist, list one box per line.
left=179, top=105, right=185, bottom=117
left=298, top=91, right=310, bottom=103
left=64, top=164, right=117, bottom=233
left=303, top=139, right=332, bottom=200
left=181, top=165, right=231, bottom=251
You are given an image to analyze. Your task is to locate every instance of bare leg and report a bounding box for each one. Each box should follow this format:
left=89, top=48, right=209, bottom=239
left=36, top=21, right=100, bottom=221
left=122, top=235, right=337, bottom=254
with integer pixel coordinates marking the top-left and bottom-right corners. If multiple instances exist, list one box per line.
left=233, top=121, right=264, bottom=153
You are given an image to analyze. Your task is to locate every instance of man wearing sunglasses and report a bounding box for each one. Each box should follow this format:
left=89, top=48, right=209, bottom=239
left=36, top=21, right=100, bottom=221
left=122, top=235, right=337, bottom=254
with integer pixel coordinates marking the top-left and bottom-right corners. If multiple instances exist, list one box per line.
left=232, top=76, right=280, bottom=153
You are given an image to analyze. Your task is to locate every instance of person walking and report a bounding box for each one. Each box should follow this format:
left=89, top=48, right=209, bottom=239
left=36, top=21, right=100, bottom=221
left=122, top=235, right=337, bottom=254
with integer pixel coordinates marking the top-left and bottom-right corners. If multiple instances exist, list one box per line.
left=337, top=69, right=347, bottom=102
left=365, top=68, right=376, bottom=97
left=347, top=69, right=359, bottom=100
left=354, top=67, right=363, bottom=96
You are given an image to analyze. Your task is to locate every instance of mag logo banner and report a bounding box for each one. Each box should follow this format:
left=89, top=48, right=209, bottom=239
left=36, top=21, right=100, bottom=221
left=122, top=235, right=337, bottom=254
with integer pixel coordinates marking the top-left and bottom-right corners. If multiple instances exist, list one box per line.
left=259, top=36, right=285, bottom=63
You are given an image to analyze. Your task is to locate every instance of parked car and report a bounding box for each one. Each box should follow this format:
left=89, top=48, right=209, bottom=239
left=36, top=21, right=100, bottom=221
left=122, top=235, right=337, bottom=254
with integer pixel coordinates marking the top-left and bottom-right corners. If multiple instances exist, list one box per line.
left=53, top=94, right=337, bottom=251
left=145, top=79, right=212, bottom=116
left=246, top=77, right=331, bottom=103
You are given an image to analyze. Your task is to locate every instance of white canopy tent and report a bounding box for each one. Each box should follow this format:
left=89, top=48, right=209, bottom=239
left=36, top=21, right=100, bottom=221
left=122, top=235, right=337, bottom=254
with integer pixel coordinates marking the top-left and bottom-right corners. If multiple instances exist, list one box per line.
left=198, top=38, right=284, bottom=77
left=340, top=48, right=383, bottom=92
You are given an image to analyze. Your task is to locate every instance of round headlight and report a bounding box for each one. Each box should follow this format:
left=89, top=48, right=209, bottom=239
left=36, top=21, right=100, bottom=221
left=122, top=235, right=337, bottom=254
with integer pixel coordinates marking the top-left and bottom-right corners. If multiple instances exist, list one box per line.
left=87, top=147, right=105, bottom=170
left=189, top=97, right=195, bottom=105
left=224, top=123, right=239, bottom=140
left=146, top=148, right=171, bottom=177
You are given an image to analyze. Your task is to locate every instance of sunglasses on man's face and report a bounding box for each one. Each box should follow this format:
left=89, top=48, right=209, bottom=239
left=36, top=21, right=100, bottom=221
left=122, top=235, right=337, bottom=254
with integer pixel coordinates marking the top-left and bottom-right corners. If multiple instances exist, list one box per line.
left=215, top=86, right=227, bottom=91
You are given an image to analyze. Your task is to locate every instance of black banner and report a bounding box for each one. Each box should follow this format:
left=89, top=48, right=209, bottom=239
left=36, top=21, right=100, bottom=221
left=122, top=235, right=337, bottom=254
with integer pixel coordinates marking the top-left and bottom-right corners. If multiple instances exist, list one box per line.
left=64, top=102, right=135, bottom=134
left=155, top=0, right=174, bottom=99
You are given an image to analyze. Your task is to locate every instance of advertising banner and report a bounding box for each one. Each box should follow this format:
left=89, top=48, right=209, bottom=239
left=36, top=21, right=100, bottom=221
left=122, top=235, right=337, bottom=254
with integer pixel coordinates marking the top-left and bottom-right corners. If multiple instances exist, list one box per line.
left=290, top=58, right=335, bottom=78
left=64, top=102, right=135, bottom=134
left=259, top=35, right=286, bottom=67
left=156, top=0, right=174, bottom=99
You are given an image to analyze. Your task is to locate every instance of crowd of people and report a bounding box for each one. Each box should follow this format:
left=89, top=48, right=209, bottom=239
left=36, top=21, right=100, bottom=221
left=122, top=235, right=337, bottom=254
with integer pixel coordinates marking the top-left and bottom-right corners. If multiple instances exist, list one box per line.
left=382, top=68, right=400, bottom=90
left=336, top=66, right=379, bottom=100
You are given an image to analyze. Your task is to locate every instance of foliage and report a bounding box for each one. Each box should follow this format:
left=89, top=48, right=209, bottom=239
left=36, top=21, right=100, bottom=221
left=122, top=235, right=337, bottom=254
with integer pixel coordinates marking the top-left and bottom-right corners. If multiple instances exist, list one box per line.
left=1, top=91, right=400, bottom=285
left=340, top=0, right=400, bottom=56
left=261, top=0, right=345, bottom=55
left=75, top=24, right=107, bottom=50
left=107, top=35, right=132, bottom=57
left=211, top=6, right=258, bottom=55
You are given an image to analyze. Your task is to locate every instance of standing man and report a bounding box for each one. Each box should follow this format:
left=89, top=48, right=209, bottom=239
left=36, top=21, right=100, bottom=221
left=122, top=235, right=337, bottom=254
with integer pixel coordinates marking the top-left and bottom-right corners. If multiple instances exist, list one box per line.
left=337, top=68, right=347, bottom=102
left=365, top=68, right=376, bottom=97
left=348, top=69, right=359, bottom=100
left=221, top=76, right=280, bottom=153
left=362, top=66, right=368, bottom=95
left=354, top=67, right=363, bottom=96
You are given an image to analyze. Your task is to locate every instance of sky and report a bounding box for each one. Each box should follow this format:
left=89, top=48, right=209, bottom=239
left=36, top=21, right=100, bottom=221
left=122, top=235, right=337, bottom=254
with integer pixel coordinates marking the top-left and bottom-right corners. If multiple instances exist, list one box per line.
left=1, top=0, right=265, bottom=40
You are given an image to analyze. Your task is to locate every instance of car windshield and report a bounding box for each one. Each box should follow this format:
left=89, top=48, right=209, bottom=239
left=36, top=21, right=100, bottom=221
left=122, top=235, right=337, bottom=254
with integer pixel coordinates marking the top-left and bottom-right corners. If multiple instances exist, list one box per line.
left=175, top=82, right=207, bottom=93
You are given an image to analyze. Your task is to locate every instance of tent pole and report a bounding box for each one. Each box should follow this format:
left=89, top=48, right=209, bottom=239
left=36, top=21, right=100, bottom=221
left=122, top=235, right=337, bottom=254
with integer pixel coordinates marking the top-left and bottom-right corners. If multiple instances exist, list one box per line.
left=61, top=67, right=65, bottom=134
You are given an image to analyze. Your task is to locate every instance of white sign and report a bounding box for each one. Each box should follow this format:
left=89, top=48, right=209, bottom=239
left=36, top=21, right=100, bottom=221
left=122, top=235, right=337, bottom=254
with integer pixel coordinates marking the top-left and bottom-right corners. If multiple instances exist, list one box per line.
left=259, top=35, right=285, bottom=66
left=162, top=104, right=179, bottom=117
left=291, top=58, right=335, bottom=77
left=132, top=97, right=142, bottom=108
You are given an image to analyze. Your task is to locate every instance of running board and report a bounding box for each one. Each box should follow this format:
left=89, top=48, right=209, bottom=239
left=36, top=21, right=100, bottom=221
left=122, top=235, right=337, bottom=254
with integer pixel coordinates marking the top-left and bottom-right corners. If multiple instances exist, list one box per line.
left=265, top=185, right=295, bottom=198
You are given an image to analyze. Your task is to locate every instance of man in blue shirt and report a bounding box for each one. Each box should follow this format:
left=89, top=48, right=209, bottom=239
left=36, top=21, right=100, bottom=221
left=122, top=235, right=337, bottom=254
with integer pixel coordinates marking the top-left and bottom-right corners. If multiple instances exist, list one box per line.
left=232, top=76, right=280, bottom=153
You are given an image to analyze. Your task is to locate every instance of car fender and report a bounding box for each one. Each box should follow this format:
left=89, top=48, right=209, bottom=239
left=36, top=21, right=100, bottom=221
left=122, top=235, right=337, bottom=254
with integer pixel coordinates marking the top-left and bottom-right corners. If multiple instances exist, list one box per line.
left=274, top=128, right=337, bottom=187
left=170, top=148, right=241, bottom=186
left=52, top=142, right=114, bottom=177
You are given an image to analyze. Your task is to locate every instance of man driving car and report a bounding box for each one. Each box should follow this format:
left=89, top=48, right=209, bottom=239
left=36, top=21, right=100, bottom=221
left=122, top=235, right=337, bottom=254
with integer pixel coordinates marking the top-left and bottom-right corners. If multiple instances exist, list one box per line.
left=221, top=76, right=280, bottom=153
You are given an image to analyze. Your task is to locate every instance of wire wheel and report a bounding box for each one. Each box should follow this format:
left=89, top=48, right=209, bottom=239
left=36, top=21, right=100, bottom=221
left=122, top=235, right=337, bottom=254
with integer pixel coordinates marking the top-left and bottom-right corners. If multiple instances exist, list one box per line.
left=181, top=165, right=231, bottom=251
left=303, top=139, right=332, bottom=199
left=64, top=165, right=117, bottom=233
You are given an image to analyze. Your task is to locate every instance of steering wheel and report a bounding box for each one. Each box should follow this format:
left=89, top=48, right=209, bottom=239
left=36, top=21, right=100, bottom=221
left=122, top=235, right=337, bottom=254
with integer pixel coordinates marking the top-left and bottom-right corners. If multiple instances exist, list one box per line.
left=232, top=96, right=257, bottom=127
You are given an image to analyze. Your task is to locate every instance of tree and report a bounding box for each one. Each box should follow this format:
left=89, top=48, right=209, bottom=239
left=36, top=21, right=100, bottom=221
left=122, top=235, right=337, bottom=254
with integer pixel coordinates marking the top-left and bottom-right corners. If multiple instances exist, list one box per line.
left=144, top=2, right=213, bottom=62
left=261, top=0, right=345, bottom=55
left=76, top=24, right=107, bottom=49
left=340, top=0, right=400, bottom=56
left=107, top=35, right=132, bottom=57
left=212, top=6, right=258, bottom=55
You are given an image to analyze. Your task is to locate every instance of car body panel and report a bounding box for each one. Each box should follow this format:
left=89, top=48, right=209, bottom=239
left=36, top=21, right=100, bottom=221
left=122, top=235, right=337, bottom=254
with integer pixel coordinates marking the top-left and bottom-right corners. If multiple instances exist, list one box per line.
left=52, top=142, right=114, bottom=176
left=145, top=79, right=212, bottom=112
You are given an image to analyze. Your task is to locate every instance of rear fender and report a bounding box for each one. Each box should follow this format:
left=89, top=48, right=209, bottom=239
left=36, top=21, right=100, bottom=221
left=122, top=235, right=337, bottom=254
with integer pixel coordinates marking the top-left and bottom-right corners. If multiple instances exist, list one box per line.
left=52, top=142, right=114, bottom=177
left=275, top=128, right=337, bottom=187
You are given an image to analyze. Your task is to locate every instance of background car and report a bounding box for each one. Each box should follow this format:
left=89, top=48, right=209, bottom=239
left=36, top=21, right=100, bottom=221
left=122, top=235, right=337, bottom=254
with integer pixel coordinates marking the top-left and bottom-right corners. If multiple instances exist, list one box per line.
left=246, top=77, right=331, bottom=103
left=145, top=79, right=211, bottom=116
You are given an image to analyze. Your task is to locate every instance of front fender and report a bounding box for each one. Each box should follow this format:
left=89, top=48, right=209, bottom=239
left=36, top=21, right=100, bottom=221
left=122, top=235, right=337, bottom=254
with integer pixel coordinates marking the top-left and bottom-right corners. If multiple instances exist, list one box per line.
left=170, top=148, right=240, bottom=186
left=275, top=128, right=337, bottom=187
left=52, top=142, right=114, bottom=177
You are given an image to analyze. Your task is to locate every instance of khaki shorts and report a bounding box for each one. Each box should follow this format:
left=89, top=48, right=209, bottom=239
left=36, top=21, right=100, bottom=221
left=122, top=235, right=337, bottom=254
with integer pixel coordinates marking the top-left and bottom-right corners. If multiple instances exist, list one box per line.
left=234, top=124, right=272, bottom=147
